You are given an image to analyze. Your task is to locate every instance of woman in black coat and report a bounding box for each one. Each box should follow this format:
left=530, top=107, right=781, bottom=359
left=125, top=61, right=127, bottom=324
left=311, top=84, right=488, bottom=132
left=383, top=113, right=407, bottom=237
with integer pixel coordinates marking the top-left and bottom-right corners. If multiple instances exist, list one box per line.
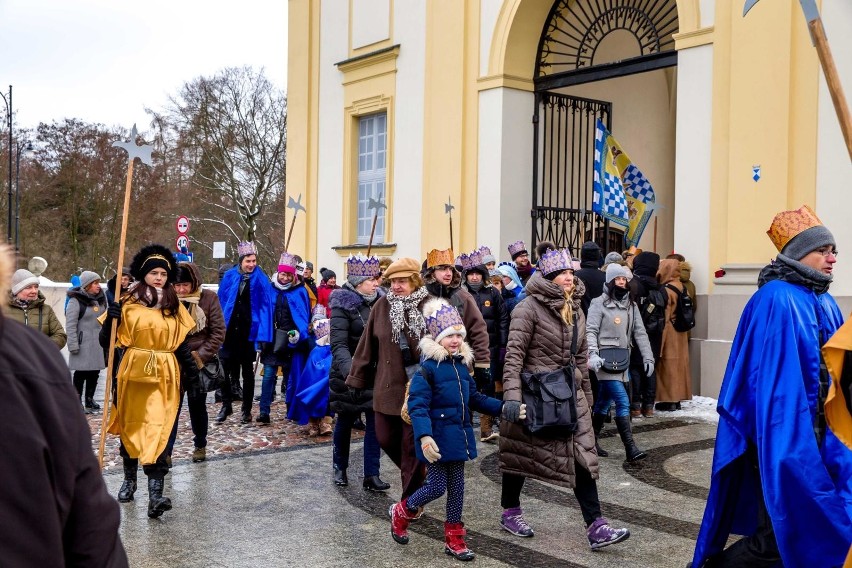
left=329, top=255, right=389, bottom=491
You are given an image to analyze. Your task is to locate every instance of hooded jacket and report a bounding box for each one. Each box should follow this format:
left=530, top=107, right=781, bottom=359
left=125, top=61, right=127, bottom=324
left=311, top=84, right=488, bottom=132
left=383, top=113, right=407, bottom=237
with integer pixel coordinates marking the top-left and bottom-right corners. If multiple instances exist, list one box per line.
left=6, top=291, right=67, bottom=349
left=328, top=284, right=378, bottom=414
left=574, top=244, right=605, bottom=316
left=178, top=262, right=226, bottom=365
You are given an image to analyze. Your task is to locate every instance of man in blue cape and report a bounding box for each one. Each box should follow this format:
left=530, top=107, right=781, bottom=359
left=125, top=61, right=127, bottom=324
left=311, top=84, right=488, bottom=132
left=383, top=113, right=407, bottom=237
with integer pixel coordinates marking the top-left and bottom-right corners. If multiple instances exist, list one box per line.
left=692, top=205, right=852, bottom=567
left=217, top=241, right=273, bottom=424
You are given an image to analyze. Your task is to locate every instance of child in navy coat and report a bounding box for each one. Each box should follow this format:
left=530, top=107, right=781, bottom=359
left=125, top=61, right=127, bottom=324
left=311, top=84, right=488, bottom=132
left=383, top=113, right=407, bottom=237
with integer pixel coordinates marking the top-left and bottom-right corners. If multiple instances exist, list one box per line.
left=390, top=299, right=525, bottom=561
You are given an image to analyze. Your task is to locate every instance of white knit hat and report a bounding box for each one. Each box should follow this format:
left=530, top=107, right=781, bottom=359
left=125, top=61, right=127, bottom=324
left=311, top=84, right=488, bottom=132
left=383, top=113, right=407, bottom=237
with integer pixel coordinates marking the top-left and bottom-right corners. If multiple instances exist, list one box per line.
left=11, top=269, right=39, bottom=296
left=605, top=263, right=633, bottom=284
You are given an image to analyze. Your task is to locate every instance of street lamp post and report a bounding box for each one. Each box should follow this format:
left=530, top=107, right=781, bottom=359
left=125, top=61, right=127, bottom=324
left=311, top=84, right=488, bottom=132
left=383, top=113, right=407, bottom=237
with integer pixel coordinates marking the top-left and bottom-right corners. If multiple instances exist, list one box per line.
left=14, top=140, right=33, bottom=260
left=0, top=85, right=11, bottom=247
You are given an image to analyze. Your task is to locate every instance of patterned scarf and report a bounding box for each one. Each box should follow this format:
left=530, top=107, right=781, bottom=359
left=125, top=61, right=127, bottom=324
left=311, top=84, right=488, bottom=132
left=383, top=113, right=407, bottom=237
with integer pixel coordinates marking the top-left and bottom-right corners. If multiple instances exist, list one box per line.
left=386, top=286, right=428, bottom=342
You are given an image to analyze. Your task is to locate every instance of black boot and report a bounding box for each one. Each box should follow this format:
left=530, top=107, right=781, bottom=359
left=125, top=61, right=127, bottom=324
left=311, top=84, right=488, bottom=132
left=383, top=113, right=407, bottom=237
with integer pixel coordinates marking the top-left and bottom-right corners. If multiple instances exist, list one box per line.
left=333, top=466, right=348, bottom=486
left=231, top=380, right=244, bottom=400
left=615, top=416, right=647, bottom=462
left=592, top=414, right=609, bottom=458
left=85, top=397, right=101, bottom=411
left=147, top=477, right=172, bottom=518
left=117, top=460, right=137, bottom=503
left=363, top=475, right=390, bottom=492
left=216, top=403, right=233, bottom=423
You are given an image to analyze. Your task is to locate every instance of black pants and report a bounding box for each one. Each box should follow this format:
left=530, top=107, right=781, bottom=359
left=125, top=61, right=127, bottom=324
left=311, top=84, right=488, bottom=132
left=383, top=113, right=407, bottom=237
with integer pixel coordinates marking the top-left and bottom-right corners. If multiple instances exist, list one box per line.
left=165, top=391, right=210, bottom=453
left=73, top=369, right=100, bottom=400
left=629, top=361, right=656, bottom=409
left=706, top=455, right=780, bottom=567
left=119, top=441, right=169, bottom=479
left=501, top=464, right=602, bottom=527
left=221, top=356, right=254, bottom=413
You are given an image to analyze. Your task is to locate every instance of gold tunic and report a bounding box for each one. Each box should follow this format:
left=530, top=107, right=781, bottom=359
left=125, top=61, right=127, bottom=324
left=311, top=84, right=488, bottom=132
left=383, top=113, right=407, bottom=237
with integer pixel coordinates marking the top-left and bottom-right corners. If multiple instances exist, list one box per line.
left=105, top=301, right=195, bottom=465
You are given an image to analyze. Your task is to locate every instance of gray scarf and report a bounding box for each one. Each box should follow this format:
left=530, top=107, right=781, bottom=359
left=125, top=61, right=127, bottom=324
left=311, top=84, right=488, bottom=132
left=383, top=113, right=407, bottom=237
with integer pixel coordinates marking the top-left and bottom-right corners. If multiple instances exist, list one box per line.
left=386, top=286, right=428, bottom=342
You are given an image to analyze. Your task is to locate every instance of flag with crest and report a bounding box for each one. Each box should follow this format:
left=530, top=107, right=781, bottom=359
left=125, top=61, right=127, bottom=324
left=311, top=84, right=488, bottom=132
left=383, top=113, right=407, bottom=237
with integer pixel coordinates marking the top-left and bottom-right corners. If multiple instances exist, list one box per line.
left=592, top=119, right=657, bottom=247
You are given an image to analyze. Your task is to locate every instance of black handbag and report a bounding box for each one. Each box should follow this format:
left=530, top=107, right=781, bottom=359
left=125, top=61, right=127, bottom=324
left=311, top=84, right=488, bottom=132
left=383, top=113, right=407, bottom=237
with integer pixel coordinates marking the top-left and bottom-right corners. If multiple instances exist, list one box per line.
left=598, top=309, right=632, bottom=373
left=519, top=317, right=579, bottom=438
left=199, top=355, right=226, bottom=393
left=273, top=328, right=292, bottom=355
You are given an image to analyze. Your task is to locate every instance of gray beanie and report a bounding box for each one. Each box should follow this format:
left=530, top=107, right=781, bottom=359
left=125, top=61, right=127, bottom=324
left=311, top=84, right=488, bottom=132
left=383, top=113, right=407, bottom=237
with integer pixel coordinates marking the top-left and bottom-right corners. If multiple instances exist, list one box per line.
left=11, top=269, right=38, bottom=296
left=603, top=252, right=624, bottom=265
left=780, top=225, right=836, bottom=261
left=347, top=274, right=371, bottom=287
left=79, top=270, right=100, bottom=290
left=605, top=263, right=633, bottom=284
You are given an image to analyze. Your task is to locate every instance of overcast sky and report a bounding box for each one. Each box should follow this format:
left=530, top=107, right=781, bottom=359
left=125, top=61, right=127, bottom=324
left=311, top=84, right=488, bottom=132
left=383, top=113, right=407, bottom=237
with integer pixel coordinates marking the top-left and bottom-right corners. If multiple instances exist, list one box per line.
left=0, top=0, right=288, bottom=130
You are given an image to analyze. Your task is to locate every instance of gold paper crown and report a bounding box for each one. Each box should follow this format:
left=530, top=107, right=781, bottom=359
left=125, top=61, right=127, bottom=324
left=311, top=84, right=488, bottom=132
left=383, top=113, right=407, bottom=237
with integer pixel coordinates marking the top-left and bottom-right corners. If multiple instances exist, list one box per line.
left=766, top=205, right=823, bottom=252
left=426, top=248, right=455, bottom=269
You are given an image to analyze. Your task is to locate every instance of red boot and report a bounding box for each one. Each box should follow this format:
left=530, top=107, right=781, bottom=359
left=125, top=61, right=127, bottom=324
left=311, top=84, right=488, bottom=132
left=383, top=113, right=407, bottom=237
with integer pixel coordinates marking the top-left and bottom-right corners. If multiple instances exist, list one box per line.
left=390, top=499, right=415, bottom=544
left=444, top=522, right=475, bottom=561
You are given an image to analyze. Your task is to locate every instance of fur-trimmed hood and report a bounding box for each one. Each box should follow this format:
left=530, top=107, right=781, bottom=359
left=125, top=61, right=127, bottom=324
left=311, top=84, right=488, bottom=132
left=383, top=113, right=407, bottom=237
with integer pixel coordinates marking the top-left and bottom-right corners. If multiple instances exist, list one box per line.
left=329, top=284, right=369, bottom=312
left=418, top=335, right=474, bottom=367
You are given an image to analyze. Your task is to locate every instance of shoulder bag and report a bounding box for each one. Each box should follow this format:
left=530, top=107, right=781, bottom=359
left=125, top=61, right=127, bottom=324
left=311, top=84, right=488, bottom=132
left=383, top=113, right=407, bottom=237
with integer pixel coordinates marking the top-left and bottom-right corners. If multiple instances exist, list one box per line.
left=599, top=307, right=631, bottom=373
left=199, top=354, right=226, bottom=393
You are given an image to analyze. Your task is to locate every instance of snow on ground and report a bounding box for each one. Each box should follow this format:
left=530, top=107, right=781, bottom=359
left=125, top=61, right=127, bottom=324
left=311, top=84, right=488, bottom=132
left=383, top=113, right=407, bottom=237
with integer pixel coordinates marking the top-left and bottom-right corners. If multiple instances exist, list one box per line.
left=630, top=395, right=720, bottom=424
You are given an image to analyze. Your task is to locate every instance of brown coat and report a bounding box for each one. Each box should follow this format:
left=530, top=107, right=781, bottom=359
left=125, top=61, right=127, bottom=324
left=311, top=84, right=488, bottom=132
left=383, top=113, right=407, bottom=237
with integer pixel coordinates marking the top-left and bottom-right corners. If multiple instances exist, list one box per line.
left=179, top=262, right=226, bottom=364
left=498, top=273, right=598, bottom=488
left=345, top=291, right=429, bottom=415
left=656, top=259, right=692, bottom=402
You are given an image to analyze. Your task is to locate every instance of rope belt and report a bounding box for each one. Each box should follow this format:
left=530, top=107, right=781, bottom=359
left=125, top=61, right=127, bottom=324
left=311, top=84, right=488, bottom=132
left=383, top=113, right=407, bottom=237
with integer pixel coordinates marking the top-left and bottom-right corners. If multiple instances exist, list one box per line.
left=128, top=347, right=171, bottom=376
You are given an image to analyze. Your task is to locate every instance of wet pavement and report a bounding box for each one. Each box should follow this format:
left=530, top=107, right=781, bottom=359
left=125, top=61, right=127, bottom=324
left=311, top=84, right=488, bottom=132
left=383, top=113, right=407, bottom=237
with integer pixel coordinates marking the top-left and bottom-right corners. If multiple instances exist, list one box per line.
left=96, top=402, right=718, bottom=568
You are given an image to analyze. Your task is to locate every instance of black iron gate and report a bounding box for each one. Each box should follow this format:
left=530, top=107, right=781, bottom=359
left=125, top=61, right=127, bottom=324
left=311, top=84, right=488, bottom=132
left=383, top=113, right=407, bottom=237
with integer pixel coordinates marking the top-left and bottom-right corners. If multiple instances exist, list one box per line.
left=531, top=92, right=621, bottom=256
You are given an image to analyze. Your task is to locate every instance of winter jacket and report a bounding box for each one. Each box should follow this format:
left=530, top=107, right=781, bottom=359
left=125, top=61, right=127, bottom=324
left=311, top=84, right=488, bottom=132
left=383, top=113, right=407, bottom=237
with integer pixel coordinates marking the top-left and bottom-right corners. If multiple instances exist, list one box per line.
left=498, top=273, right=597, bottom=488
left=462, top=282, right=509, bottom=359
left=0, top=311, right=127, bottom=567
left=66, top=287, right=107, bottom=371
left=260, top=283, right=310, bottom=366
left=178, top=262, right=226, bottom=365
left=6, top=292, right=67, bottom=349
left=346, top=291, right=429, bottom=416
left=628, top=274, right=664, bottom=360
left=575, top=260, right=606, bottom=316
left=329, top=284, right=378, bottom=414
left=586, top=288, right=653, bottom=382
left=408, top=338, right=503, bottom=464
left=679, top=261, right=697, bottom=312
left=656, top=261, right=693, bottom=402
left=424, top=269, right=490, bottom=366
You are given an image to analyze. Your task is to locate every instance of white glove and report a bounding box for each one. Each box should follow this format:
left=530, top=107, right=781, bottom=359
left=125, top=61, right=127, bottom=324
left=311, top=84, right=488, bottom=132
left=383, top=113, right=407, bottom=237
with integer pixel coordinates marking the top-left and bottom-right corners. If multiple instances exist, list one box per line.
left=420, top=435, right=442, bottom=463
left=644, top=360, right=655, bottom=377
left=588, top=353, right=604, bottom=372
left=518, top=403, right=527, bottom=420
left=288, top=330, right=300, bottom=345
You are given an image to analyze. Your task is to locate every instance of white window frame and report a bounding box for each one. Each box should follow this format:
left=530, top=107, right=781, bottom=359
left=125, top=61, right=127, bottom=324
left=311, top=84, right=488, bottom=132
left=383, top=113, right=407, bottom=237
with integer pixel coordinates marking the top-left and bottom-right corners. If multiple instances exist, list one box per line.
left=356, top=112, right=387, bottom=244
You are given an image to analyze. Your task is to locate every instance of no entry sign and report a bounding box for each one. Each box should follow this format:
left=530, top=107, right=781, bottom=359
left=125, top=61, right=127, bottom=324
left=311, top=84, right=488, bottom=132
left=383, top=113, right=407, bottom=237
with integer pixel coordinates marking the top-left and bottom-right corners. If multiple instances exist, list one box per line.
left=176, top=216, right=190, bottom=235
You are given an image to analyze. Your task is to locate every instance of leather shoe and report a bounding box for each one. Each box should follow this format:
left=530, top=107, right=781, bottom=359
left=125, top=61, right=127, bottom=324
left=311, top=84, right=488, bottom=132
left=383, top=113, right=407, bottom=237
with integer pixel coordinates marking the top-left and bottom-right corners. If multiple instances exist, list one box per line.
left=241, top=411, right=252, bottom=424
left=257, top=412, right=270, bottom=424
left=363, top=475, right=390, bottom=492
left=215, top=404, right=233, bottom=423
left=333, top=467, right=348, bottom=486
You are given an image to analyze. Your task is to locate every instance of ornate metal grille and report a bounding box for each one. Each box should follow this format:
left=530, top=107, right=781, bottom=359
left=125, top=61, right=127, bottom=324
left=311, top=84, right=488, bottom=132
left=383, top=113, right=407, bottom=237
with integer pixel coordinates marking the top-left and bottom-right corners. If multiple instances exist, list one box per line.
left=536, top=0, right=679, bottom=79
left=531, top=92, right=622, bottom=255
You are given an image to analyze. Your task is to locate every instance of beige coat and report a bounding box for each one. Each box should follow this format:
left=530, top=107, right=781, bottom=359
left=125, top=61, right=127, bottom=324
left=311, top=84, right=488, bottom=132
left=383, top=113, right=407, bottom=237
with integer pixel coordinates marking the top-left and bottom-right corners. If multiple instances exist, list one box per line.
left=498, top=273, right=598, bottom=488
left=656, top=259, right=692, bottom=402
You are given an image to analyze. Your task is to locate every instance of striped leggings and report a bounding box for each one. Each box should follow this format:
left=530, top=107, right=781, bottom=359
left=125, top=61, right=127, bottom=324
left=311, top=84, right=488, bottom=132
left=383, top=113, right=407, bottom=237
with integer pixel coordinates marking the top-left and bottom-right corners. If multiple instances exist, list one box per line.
left=406, top=461, right=465, bottom=524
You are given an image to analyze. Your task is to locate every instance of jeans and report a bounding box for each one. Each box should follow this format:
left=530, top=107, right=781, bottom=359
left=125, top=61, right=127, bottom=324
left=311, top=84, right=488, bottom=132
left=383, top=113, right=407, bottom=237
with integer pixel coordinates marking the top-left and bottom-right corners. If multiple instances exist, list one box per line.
left=166, top=391, right=209, bottom=454
left=333, top=410, right=381, bottom=477
left=260, top=360, right=291, bottom=415
left=594, top=380, right=632, bottom=418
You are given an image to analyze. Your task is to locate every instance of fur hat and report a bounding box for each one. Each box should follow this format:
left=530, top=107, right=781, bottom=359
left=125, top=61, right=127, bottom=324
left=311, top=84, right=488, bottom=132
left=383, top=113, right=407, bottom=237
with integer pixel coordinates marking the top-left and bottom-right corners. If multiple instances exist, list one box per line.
left=605, top=263, right=633, bottom=284
left=384, top=257, right=421, bottom=280
left=79, top=271, right=100, bottom=290
left=129, top=244, right=177, bottom=284
left=11, top=268, right=39, bottom=296
left=423, top=299, right=466, bottom=344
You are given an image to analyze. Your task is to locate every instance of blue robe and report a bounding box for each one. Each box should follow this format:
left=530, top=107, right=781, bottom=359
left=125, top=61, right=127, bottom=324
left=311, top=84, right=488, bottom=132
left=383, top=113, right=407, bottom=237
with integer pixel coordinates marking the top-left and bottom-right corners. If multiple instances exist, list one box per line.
left=290, top=342, right=332, bottom=425
left=218, top=267, right=274, bottom=343
left=272, top=285, right=310, bottom=413
left=693, top=280, right=852, bottom=567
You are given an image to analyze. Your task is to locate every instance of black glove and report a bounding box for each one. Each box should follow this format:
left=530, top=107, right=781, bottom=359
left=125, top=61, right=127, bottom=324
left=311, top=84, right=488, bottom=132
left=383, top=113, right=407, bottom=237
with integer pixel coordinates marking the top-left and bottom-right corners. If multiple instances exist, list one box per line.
left=348, top=386, right=364, bottom=403
left=107, top=302, right=122, bottom=321
left=175, top=341, right=201, bottom=394
left=473, top=366, right=492, bottom=390
left=503, top=400, right=522, bottom=423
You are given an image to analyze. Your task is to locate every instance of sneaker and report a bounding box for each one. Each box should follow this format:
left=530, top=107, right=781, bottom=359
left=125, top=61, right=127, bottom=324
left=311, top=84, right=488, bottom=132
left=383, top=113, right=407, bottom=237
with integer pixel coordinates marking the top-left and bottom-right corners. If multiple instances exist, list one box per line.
left=586, top=517, right=630, bottom=550
left=192, top=447, right=206, bottom=463
left=257, top=412, right=271, bottom=424
left=500, top=507, right=534, bottom=537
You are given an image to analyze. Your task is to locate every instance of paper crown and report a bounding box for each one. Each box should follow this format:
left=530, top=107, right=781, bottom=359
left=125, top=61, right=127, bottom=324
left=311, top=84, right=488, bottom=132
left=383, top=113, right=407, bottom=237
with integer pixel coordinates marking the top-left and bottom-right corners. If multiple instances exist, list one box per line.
left=346, top=254, right=381, bottom=278
left=237, top=241, right=258, bottom=257
left=459, top=250, right=485, bottom=271
left=278, top=251, right=298, bottom=273
left=425, top=302, right=466, bottom=341
left=313, top=319, right=330, bottom=341
left=767, top=204, right=823, bottom=252
left=478, top=245, right=494, bottom=260
left=538, top=247, right=574, bottom=276
left=507, top=240, right=528, bottom=257
left=426, top=248, right=455, bottom=269
left=312, top=304, right=327, bottom=321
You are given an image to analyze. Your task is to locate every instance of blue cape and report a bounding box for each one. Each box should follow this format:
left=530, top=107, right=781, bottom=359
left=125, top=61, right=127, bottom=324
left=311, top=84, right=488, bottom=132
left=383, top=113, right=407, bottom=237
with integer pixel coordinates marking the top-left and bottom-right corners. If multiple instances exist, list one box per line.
left=693, top=280, right=852, bottom=567
left=289, top=343, right=331, bottom=425
left=268, top=284, right=311, bottom=411
left=218, top=267, right=274, bottom=343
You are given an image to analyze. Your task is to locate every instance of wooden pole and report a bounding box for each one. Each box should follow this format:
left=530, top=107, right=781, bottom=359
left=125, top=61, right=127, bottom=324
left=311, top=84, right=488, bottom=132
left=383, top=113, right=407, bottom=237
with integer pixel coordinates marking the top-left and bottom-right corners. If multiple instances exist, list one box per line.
left=449, top=215, right=454, bottom=252
left=809, top=18, right=852, bottom=161
left=366, top=212, right=379, bottom=257
left=284, top=213, right=298, bottom=252
left=98, top=159, right=135, bottom=469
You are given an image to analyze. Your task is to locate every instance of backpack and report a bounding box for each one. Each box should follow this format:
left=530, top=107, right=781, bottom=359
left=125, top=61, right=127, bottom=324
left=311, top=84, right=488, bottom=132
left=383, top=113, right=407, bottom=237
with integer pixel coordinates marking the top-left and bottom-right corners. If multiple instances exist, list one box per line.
left=637, top=288, right=667, bottom=334
left=665, top=284, right=696, bottom=332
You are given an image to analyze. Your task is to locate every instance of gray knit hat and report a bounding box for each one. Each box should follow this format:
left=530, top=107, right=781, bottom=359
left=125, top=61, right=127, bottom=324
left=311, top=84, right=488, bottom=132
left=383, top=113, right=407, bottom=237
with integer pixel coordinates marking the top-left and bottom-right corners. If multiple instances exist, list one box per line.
left=781, top=225, right=836, bottom=261
left=11, top=269, right=38, bottom=296
left=79, top=270, right=100, bottom=290
left=347, top=274, right=371, bottom=287
left=603, top=252, right=624, bottom=266
left=605, top=263, right=633, bottom=284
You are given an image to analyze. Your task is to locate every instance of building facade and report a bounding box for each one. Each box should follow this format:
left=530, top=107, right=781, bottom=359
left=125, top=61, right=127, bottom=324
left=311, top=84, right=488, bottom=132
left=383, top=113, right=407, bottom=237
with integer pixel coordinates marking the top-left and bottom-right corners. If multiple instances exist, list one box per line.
left=286, top=0, right=852, bottom=396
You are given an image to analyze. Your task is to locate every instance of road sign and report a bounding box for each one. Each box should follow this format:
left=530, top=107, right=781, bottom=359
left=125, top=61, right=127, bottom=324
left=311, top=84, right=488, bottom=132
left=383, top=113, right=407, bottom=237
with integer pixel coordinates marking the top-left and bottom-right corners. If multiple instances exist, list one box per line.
left=187, top=252, right=194, bottom=262
left=212, top=241, right=226, bottom=259
left=176, top=235, right=189, bottom=251
left=176, top=216, right=190, bottom=235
